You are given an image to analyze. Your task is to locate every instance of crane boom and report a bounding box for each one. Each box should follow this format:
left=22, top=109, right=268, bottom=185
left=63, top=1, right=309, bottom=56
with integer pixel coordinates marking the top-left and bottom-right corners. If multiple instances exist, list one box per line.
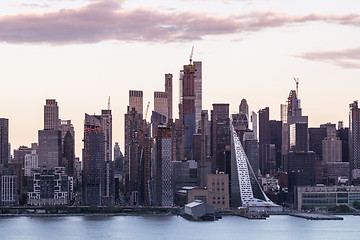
left=190, top=46, right=194, bottom=65
left=144, top=101, right=150, bottom=121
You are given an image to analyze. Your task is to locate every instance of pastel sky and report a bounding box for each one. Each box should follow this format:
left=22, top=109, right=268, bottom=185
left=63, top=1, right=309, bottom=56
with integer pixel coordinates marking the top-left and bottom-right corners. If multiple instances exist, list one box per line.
left=1, top=0, right=360, bottom=158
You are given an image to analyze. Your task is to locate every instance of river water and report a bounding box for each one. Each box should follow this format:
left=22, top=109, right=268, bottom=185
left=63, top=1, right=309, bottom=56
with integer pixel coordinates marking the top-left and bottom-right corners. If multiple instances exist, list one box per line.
left=0, top=215, right=359, bottom=240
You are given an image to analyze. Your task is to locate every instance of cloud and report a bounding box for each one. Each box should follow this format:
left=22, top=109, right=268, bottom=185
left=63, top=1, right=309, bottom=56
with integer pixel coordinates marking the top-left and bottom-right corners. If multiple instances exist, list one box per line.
left=0, top=1, right=360, bottom=45
left=17, top=3, right=51, bottom=8
left=296, top=48, right=360, bottom=69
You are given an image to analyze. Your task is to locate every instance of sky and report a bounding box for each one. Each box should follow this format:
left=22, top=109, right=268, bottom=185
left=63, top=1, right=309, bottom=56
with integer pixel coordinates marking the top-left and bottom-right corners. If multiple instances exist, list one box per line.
left=1, top=0, right=360, bottom=159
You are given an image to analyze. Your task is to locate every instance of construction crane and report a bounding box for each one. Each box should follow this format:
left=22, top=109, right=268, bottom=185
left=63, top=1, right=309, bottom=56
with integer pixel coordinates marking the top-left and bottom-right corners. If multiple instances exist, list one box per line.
left=189, top=46, right=194, bottom=65
left=144, top=101, right=150, bottom=121
left=293, top=77, right=299, bottom=98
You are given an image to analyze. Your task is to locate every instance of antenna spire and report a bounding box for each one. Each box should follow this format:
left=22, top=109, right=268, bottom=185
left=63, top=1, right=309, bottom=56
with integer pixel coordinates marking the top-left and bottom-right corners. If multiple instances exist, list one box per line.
left=108, top=96, right=111, bottom=110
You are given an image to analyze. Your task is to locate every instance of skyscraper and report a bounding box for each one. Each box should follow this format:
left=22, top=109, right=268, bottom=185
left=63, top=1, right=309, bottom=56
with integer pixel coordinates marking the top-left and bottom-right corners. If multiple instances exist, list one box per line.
left=154, top=91, right=168, bottom=119
left=101, top=109, right=112, bottom=163
left=258, top=107, right=270, bottom=174
left=37, top=129, right=62, bottom=170
left=154, top=126, right=173, bottom=206
left=165, top=73, right=173, bottom=121
left=44, top=99, right=59, bottom=130
left=124, top=106, right=144, bottom=205
left=129, top=90, right=143, bottom=117
left=181, top=62, right=196, bottom=159
left=82, top=113, right=105, bottom=206
left=349, top=100, right=360, bottom=180
left=0, top=118, right=9, bottom=167
left=211, top=104, right=230, bottom=173
left=59, top=120, right=75, bottom=176
left=285, top=89, right=315, bottom=193
left=194, top=61, right=202, bottom=128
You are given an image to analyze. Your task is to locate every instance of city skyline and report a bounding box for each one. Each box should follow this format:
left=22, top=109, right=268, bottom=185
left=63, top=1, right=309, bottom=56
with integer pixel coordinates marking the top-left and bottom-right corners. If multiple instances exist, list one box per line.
left=1, top=0, right=360, bottom=158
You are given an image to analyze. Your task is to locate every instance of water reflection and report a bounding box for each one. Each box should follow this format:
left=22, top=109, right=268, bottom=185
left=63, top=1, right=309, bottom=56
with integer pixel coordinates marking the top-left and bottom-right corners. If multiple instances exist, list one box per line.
left=0, top=215, right=359, bottom=240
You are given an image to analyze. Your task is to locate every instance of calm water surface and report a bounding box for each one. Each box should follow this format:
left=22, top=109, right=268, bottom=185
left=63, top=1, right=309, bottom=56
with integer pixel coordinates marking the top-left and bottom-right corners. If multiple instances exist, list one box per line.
left=0, top=215, right=359, bottom=240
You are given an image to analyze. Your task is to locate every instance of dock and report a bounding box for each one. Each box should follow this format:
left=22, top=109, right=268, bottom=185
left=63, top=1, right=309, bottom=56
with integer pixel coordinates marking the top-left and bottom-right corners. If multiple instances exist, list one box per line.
left=290, top=213, right=343, bottom=220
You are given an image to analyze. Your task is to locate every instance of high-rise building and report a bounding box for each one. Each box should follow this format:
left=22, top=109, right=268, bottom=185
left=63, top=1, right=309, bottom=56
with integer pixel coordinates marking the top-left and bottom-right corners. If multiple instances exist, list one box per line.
left=181, top=62, right=196, bottom=160
left=59, top=120, right=75, bottom=176
left=82, top=113, right=106, bottom=206
left=194, top=61, right=202, bottom=128
left=154, top=91, right=168, bottom=119
left=239, top=99, right=249, bottom=118
left=320, top=123, right=337, bottom=137
left=201, top=110, right=211, bottom=157
left=37, top=129, right=62, bottom=170
left=337, top=127, right=349, bottom=162
left=154, top=126, right=173, bottom=206
left=285, top=89, right=315, bottom=193
left=129, top=90, right=143, bottom=117
left=211, top=104, right=230, bottom=173
left=0, top=118, right=9, bottom=167
left=124, top=106, right=144, bottom=205
left=258, top=107, right=270, bottom=175
left=114, top=142, right=121, bottom=161
left=44, top=99, right=59, bottom=130
left=349, top=100, right=360, bottom=180
left=101, top=109, right=112, bottom=163
left=63, top=131, right=75, bottom=177
left=24, top=150, right=39, bottom=177
left=322, top=136, right=342, bottom=163
left=165, top=73, right=173, bottom=121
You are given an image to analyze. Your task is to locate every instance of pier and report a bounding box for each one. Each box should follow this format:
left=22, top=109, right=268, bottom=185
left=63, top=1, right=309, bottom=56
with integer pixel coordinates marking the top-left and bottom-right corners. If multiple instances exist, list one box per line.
left=290, top=213, right=343, bottom=220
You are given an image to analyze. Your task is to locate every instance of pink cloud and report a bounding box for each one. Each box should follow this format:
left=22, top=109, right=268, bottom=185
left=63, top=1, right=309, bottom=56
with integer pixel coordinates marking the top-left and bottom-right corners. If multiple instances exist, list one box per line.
left=296, top=48, right=360, bottom=69
left=0, top=1, right=360, bottom=45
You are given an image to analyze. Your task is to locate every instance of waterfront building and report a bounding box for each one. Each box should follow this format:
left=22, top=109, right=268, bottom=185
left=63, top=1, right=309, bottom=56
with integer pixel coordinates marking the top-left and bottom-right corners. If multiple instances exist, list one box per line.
left=44, top=99, right=59, bottom=130
left=124, top=106, right=144, bottom=205
left=27, top=167, right=69, bottom=206
left=349, top=101, right=360, bottom=180
left=0, top=173, right=17, bottom=206
left=230, top=123, right=281, bottom=211
left=154, top=126, right=173, bottom=206
left=295, top=185, right=360, bottom=210
left=207, top=173, right=229, bottom=210
left=82, top=113, right=113, bottom=206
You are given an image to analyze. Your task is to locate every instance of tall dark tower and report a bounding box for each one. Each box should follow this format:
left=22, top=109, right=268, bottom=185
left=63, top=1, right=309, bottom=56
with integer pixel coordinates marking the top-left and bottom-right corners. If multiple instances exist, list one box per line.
left=211, top=104, right=230, bottom=173
left=165, top=73, right=173, bottom=121
left=0, top=118, right=9, bottom=167
left=349, top=101, right=360, bottom=181
left=82, top=114, right=105, bottom=206
left=63, top=131, right=75, bottom=177
left=181, top=60, right=196, bottom=160
left=258, top=107, right=270, bottom=175
left=124, top=106, right=144, bottom=206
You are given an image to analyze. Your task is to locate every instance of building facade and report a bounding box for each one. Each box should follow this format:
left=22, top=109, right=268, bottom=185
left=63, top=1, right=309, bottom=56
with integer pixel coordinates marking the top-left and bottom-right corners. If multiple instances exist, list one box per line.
left=44, top=99, right=59, bottom=130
